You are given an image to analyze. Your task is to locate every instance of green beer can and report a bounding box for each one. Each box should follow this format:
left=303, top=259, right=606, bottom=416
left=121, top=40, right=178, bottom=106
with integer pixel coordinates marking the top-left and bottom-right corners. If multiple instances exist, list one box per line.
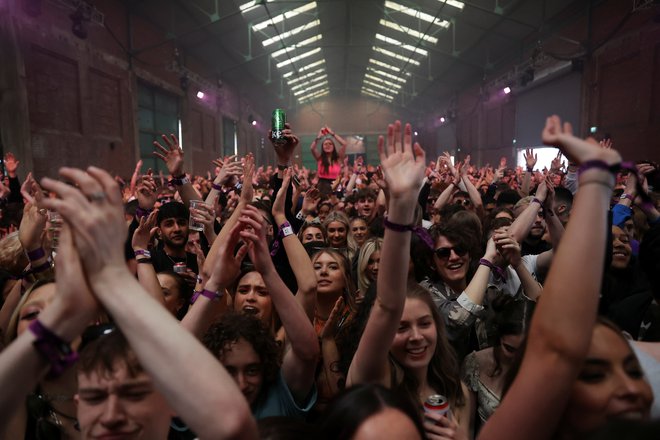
left=271, top=109, right=286, bottom=146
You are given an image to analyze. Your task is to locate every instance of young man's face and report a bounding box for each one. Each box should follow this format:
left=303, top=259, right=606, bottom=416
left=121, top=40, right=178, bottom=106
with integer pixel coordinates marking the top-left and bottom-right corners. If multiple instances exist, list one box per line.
left=76, top=361, right=172, bottom=440
left=356, top=197, right=375, bottom=219
left=220, top=338, right=264, bottom=406
left=158, top=217, right=189, bottom=250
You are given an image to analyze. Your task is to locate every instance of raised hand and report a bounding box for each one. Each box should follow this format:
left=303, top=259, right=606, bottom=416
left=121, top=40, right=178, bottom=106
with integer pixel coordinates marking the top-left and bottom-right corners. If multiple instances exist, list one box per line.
left=524, top=149, right=537, bottom=170
left=20, top=172, right=44, bottom=205
left=237, top=205, right=273, bottom=274
left=550, top=151, right=563, bottom=173
left=205, top=222, right=248, bottom=292
left=599, top=138, right=613, bottom=150
left=132, top=209, right=158, bottom=251
left=38, top=167, right=127, bottom=278
left=190, top=202, right=216, bottom=236
left=378, top=121, right=426, bottom=199
left=18, top=201, right=47, bottom=253
left=136, top=173, right=157, bottom=210
left=272, top=167, right=291, bottom=223
left=542, top=115, right=621, bottom=167
left=153, top=134, right=184, bottom=176
left=543, top=176, right=556, bottom=210
left=301, top=186, right=321, bottom=216
left=212, top=155, right=242, bottom=185
left=319, top=296, right=344, bottom=341
left=271, top=123, right=300, bottom=165
left=239, top=154, right=255, bottom=204
left=494, top=229, right=522, bottom=268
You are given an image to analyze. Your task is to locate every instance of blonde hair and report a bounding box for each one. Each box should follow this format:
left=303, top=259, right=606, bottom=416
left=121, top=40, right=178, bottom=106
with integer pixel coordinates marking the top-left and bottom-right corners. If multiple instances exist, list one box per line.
left=0, top=232, right=28, bottom=277
left=5, top=279, right=54, bottom=344
left=323, top=211, right=357, bottom=260
left=357, top=238, right=383, bottom=295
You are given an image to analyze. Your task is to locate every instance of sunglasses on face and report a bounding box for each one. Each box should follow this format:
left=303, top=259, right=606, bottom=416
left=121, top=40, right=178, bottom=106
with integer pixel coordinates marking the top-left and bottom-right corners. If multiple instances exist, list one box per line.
left=454, top=199, right=472, bottom=207
left=434, top=246, right=467, bottom=259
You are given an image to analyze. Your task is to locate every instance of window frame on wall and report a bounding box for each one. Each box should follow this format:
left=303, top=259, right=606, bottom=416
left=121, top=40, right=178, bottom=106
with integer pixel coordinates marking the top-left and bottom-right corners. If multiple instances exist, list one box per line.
left=222, top=116, right=237, bottom=157
left=137, top=82, right=180, bottom=173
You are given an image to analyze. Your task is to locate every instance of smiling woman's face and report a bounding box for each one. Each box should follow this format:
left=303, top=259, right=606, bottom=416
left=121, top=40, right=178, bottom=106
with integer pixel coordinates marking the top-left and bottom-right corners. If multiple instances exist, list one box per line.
left=561, top=324, right=653, bottom=435
left=610, top=226, right=631, bottom=270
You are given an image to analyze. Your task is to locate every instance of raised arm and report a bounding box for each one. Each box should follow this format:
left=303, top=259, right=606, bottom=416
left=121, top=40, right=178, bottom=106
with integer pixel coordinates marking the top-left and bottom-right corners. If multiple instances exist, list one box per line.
left=39, top=166, right=257, bottom=440
left=309, top=127, right=324, bottom=161
left=239, top=205, right=319, bottom=404
left=153, top=133, right=202, bottom=204
left=479, top=116, right=621, bottom=440
left=272, top=169, right=317, bottom=321
left=0, top=225, right=97, bottom=432
left=509, top=180, right=548, bottom=244
left=132, top=210, right=166, bottom=307
left=326, top=126, right=347, bottom=158
left=347, top=121, right=425, bottom=386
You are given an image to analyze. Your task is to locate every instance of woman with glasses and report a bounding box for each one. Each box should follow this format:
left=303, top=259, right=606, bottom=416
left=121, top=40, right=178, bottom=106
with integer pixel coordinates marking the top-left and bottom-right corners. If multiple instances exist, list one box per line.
left=420, top=221, right=497, bottom=361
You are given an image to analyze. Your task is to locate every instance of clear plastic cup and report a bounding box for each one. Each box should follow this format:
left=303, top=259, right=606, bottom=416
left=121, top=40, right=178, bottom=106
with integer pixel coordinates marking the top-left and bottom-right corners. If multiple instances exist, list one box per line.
left=188, top=200, right=208, bottom=232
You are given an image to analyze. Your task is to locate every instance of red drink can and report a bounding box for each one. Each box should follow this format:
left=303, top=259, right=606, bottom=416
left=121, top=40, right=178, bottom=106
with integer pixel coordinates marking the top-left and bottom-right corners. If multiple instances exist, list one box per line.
left=173, top=262, right=187, bottom=274
left=423, top=394, right=450, bottom=417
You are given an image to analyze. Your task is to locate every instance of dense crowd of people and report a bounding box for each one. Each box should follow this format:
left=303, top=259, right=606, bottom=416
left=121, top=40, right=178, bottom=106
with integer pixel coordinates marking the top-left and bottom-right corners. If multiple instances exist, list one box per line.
left=0, top=116, right=659, bottom=439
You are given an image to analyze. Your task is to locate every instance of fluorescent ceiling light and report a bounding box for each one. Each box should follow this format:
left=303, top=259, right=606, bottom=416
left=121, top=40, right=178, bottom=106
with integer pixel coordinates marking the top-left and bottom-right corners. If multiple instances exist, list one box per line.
left=362, top=87, right=394, bottom=100
left=380, top=19, right=439, bottom=44
left=366, top=67, right=407, bottom=83
left=438, top=0, right=465, bottom=10
left=286, top=68, right=326, bottom=85
left=290, top=74, right=327, bottom=91
left=262, top=19, right=321, bottom=47
left=299, top=88, right=329, bottom=101
left=375, top=34, right=428, bottom=56
left=364, top=73, right=402, bottom=89
left=293, top=80, right=327, bottom=95
left=276, top=47, right=321, bottom=68
left=239, top=0, right=275, bottom=13
left=385, top=1, right=451, bottom=28
left=283, top=59, right=325, bottom=78
left=368, top=58, right=400, bottom=72
left=271, top=34, right=322, bottom=58
left=373, top=46, right=421, bottom=66
left=252, top=2, right=317, bottom=32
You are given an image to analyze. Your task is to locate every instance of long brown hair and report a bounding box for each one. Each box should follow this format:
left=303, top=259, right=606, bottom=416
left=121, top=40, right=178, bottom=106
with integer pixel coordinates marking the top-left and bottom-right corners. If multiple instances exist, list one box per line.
left=392, top=282, right=465, bottom=409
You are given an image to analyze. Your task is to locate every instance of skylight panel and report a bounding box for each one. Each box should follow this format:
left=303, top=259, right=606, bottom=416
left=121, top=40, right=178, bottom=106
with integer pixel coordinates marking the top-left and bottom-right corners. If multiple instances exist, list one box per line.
left=239, top=0, right=275, bottom=14
left=373, top=47, right=421, bottom=66
left=299, top=88, right=329, bottom=101
left=271, top=34, right=322, bottom=58
left=379, top=19, right=439, bottom=44
left=364, top=74, right=402, bottom=89
left=293, top=80, right=328, bottom=96
left=282, top=59, right=325, bottom=77
left=368, top=58, right=401, bottom=72
left=362, top=87, right=394, bottom=101
left=375, top=34, right=428, bottom=56
left=438, top=0, right=465, bottom=10
left=366, top=68, right=407, bottom=83
left=252, top=2, right=317, bottom=32
left=290, top=74, right=328, bottom=91
left=362, top=89, right=393, bottom=101
left=286, top=68, right=326, bottom=85
left=276, top=48, right=321, bottom=68
left=385, top=1, right=451, bottom=28
left=363, top=80, right=399, bottom=95
left=262, top=20, right=321, bottom=47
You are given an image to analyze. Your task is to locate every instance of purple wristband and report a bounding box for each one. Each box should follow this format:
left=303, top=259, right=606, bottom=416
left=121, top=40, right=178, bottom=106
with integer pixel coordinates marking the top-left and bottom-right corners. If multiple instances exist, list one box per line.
left=479, top=258, right=507, bottom=281
left=135, top=207, right=152, bottom=220
left=27, top=248, right=46, bottom=261
left=29, top=320, right=79, bottom=379
left=190, top=289, right=222, bottom=304
left=383, top=217, right=434, bottom=250
left=531, top=198, right=543, bottom=206
left=212, top=183, right=223, bottom=191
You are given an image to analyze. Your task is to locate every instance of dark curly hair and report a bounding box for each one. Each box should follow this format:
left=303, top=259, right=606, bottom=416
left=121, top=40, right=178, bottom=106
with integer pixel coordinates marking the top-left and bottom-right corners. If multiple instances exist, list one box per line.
left=203, top=313, right=281, bottom=396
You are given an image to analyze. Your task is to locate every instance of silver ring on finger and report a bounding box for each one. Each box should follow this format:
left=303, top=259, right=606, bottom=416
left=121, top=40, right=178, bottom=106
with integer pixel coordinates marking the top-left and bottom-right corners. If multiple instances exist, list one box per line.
left=89, top=191, right=107, bottom=203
